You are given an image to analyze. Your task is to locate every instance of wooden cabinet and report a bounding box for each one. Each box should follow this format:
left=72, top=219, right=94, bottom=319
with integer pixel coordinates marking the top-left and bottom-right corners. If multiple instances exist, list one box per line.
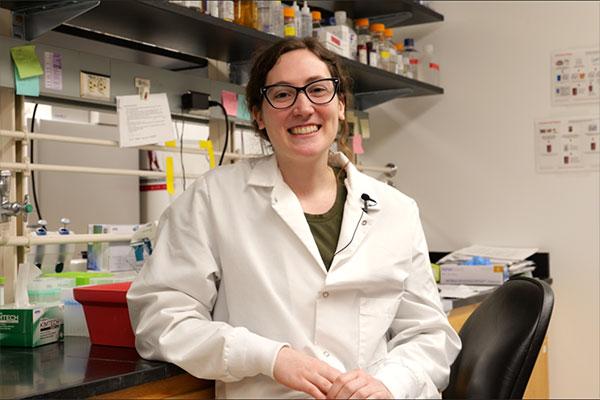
left=448, top=304, right=550, bottom=399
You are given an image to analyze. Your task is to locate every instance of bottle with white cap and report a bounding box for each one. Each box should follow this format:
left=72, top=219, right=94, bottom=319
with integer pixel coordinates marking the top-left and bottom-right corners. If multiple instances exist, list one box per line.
left=300, top=1, right=311, bottom=38
left=421, top=44, right=440, bottom=86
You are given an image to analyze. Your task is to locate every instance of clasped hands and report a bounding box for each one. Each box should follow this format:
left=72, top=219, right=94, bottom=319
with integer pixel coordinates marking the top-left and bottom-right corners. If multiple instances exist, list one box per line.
left=273, top=347, right=392, bottom=399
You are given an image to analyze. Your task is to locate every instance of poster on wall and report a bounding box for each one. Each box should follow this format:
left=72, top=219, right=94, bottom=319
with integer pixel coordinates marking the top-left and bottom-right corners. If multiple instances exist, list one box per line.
left=535, top=115, right=599, bottom=172
left=551, top=47, right=599, bottom=105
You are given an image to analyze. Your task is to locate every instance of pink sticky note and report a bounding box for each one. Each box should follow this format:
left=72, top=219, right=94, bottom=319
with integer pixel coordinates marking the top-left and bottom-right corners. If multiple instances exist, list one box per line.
left=221, top=90, right=238, bottom=117
left=352, top=134, right=364, bottom=154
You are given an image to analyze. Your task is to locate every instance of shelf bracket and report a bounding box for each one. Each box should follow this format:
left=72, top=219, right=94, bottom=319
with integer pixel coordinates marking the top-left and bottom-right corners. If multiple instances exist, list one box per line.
left=5, top=0, right=100, bottom=41
left=369, top=11, right=413, bottom=28
left=354, top=88, right=413, bottom=110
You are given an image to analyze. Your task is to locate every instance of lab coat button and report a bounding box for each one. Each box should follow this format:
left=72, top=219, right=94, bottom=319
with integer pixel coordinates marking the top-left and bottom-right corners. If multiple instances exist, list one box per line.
left=361, top=220, right=367, bottom=226
left=323, top=350, right=330, bottom=357
left=322, top=291, right=329, bottom=298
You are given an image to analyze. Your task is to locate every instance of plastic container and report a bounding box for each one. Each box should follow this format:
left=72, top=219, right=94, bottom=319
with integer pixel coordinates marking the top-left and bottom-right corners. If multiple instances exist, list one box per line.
left=74, top=282, right=135, bottom=348
left=270, top=0, right=284, bottom=37
left=355, top=18, right=370, bottom=65
left=283, top=7, right=296, bottom=37
left=300, top=1, right=311, bottom=38
left=219, top=0, right=234, bottom=22
left=61, top=287, right=89, bottom=337
left=27, top=277, right=74, bottom=304
left=256, top=0, right=271, bottom=33
left=43, top=271, right=114, bottom=286
left=395, top=43, right=405, bottom=75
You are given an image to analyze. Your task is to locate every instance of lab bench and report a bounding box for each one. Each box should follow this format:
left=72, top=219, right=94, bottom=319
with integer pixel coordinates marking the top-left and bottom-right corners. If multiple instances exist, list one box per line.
left=0, top=337, right=213, bottom=399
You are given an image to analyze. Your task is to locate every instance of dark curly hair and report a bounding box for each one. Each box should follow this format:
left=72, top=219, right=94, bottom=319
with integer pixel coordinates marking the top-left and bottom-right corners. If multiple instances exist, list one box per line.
left=245, top=37, right=353, bottom=159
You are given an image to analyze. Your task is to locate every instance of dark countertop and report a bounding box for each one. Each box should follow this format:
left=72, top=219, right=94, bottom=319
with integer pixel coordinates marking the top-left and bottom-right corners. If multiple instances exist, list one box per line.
left=0, top=337, right=183, bottom=399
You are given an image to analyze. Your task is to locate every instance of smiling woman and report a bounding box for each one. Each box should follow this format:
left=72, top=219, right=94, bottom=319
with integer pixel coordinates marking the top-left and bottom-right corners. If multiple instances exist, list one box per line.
left=128, top=37, right=461, bottom=400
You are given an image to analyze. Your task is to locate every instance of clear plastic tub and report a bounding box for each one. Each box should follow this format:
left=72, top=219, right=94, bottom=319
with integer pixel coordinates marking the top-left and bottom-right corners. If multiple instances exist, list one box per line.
left=61, top=287, right=89, bottom=337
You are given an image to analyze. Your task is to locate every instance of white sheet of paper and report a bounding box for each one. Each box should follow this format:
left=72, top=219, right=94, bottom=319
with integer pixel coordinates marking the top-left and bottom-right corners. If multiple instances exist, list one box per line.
left=453, top=245, right=538, bottom=262
left=117, top=93, right=175, bottom=147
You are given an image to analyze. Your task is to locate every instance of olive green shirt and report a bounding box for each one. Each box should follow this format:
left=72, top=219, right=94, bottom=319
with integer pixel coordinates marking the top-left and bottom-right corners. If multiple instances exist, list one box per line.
left=304, top=168, right=347, bottom=271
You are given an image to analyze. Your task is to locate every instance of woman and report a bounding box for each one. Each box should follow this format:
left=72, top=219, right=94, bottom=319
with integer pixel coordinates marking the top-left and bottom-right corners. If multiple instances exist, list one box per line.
left=128, top=37, right=460, bottom=399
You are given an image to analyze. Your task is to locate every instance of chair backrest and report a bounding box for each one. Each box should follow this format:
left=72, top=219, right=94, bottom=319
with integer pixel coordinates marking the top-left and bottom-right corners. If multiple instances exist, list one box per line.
left=443, top=277, right=554, bottom=399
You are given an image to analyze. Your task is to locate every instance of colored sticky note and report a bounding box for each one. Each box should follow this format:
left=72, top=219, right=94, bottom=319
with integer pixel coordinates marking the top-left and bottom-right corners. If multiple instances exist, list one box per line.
left=359, top=118, right=370, bottom=139
left=14, top=65, right=39, bottom=96
left=352, top=134, right=364, bottom=155
left=200, top=139, right=216, bottom=169
left=10, top=45, right=44, bottom=79
left=166, top=156, right=175, bottom=194
left=221, top=90, right=238, bottom=117
left=237, top=94, right=252, bottom=121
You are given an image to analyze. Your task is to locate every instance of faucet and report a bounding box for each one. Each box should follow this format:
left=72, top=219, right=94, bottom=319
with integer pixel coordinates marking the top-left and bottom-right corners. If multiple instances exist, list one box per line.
left=0, top=170, right=33, bottom=223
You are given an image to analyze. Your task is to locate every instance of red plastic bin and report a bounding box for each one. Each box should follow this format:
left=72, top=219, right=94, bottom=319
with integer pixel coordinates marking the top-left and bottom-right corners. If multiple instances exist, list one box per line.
left=74, top=282, right=135, bottom=348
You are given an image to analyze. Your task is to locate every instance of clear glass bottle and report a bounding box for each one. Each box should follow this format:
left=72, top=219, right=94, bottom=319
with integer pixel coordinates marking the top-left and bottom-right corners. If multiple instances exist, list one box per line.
left=403, top=38, right=420, bottom=79
left=283, top=7, right=296, bottom=38
left=292, top=1, right=301, bottom=38
left=355, top=18, right=370, bottom=65
left=421, top=44, right=440, bottom=85
left=311, top=10, right=321, bottom=38
left=234, top=0, right=257, bottom=28
left=384, top=28, right=397, bottom=73
left=369, top=23, right=385, bottom=68
left=395, top=43, right=405, bottom=75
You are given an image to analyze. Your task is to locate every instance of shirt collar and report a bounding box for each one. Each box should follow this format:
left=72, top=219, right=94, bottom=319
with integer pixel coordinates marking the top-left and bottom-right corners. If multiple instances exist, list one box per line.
left=247, top=152, right=382, bottom=212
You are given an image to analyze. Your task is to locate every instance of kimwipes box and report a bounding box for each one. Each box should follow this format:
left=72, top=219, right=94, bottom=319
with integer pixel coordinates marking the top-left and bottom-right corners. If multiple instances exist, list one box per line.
left=440, top=263, right=509, bottom=285
left=0, top=304, right=64, bottom=347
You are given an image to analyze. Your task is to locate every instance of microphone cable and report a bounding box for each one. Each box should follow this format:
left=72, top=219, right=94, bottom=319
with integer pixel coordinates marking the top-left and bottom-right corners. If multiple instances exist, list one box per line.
left=209, top=100, right=229, bottom=166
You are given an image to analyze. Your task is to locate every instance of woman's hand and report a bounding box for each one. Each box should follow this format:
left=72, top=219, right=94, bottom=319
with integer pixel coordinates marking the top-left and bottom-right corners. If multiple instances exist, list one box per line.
left=273, top=347, right=342, bottom=399
left=327, top=369, right=393, bottom=399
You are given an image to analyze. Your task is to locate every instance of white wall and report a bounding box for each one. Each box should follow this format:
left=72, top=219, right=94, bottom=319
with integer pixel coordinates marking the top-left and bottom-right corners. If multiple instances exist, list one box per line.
left=362, top=2, right=599, bottom=398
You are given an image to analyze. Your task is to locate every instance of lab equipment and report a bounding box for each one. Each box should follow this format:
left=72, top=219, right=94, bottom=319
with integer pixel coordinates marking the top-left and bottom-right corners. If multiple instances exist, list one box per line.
left=356, top=18, right=370, bottom=64
left=0, top=170, right=33, bottom=223
left=300, top=1, right=311, bottom=38
left=369, top=23, right=385, bottom=68
left=28, top=219, right=76, bottom=274
left=129, top=221, right=158, bottom=271
left=421, top=44, right=440, bottom=86
left=283, top=7, right=296, bottom=37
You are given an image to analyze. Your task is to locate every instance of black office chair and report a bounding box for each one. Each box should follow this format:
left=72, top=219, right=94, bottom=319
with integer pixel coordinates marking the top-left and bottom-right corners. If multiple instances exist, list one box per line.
left=443, top=277, right=554, bottom=399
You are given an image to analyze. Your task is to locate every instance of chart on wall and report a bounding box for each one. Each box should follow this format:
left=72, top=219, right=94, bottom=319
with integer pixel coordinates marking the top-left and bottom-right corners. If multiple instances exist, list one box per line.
left=535, top=115, right=599, bottom=172
left=551, top=47, right=599, bottom=105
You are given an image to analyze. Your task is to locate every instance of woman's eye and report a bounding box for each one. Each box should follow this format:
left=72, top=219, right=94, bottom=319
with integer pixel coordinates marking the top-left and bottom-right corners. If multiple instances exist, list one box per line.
left=273, top=91, right=292, bottom=100
left=309, top=86, right=328, bottom=95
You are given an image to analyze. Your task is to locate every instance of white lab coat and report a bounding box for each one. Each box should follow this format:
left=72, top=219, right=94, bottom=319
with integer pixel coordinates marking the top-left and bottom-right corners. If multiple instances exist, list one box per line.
left=127, top=152, right=461, bottom=399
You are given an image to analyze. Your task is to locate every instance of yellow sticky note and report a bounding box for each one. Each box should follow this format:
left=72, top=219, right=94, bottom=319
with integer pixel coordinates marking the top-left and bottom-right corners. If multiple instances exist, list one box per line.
left=200, top=139, right=216, bottom=169
left=166, top=156, right=175, bottom=194
left=165, top=140, right=177, bottom=148
left=359, top=118, right=371, bottom=139
left=10, top=45, right=44, bottom=79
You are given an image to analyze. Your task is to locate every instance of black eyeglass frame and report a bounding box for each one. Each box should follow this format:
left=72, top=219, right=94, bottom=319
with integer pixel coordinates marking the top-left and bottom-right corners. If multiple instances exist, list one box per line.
left=260, top=77, right=340, bottom=109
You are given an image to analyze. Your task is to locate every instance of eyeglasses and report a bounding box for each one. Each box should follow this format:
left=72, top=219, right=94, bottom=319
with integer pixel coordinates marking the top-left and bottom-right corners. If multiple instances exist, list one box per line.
left=260, top=78, right=340, bottom=109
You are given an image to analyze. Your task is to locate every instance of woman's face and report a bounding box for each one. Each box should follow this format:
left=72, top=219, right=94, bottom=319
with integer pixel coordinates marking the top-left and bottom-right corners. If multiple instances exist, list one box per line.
left=254, top=49, right=345, bottom=164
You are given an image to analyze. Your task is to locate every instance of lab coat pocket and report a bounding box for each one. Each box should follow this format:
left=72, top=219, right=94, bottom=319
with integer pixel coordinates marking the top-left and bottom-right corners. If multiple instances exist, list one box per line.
left=358, top=297, right=401, bottom=367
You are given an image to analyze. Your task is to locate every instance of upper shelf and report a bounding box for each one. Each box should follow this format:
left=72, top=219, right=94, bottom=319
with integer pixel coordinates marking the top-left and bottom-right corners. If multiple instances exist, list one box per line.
left=1, top=0, right=444, bottom=109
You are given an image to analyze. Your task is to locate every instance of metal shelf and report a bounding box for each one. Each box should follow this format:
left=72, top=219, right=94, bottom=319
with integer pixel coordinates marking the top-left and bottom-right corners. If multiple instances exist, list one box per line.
left=1, top=0, right=444, bottom=109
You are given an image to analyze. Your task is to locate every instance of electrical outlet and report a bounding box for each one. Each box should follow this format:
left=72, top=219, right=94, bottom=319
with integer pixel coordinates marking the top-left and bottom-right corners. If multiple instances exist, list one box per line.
left=80, top=71, right=111, bottom=101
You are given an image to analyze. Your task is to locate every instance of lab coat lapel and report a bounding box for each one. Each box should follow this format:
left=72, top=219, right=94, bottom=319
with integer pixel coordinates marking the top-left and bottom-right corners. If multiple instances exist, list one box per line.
left=248, top=156, right=327, bottom=273
left=331, top=158, right=381, bottom=270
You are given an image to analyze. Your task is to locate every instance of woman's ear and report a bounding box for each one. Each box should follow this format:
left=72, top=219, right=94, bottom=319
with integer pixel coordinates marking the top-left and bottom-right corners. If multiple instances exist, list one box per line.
left=252, top=107, right=265, bottom=130
left=338, top=98, right=346, bottom=121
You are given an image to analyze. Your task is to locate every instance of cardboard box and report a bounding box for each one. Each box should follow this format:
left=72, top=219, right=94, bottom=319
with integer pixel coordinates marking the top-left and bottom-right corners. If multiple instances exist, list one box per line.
left=88, top=224, right=138, bottom=272
left=440, top=263, right=509, bottom=285
left=0, top=304, right=64, bottom=347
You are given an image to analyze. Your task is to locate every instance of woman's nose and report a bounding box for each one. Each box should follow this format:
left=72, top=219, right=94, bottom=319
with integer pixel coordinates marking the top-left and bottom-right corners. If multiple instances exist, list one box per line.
left=292, top=91, right=315, bottom=115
